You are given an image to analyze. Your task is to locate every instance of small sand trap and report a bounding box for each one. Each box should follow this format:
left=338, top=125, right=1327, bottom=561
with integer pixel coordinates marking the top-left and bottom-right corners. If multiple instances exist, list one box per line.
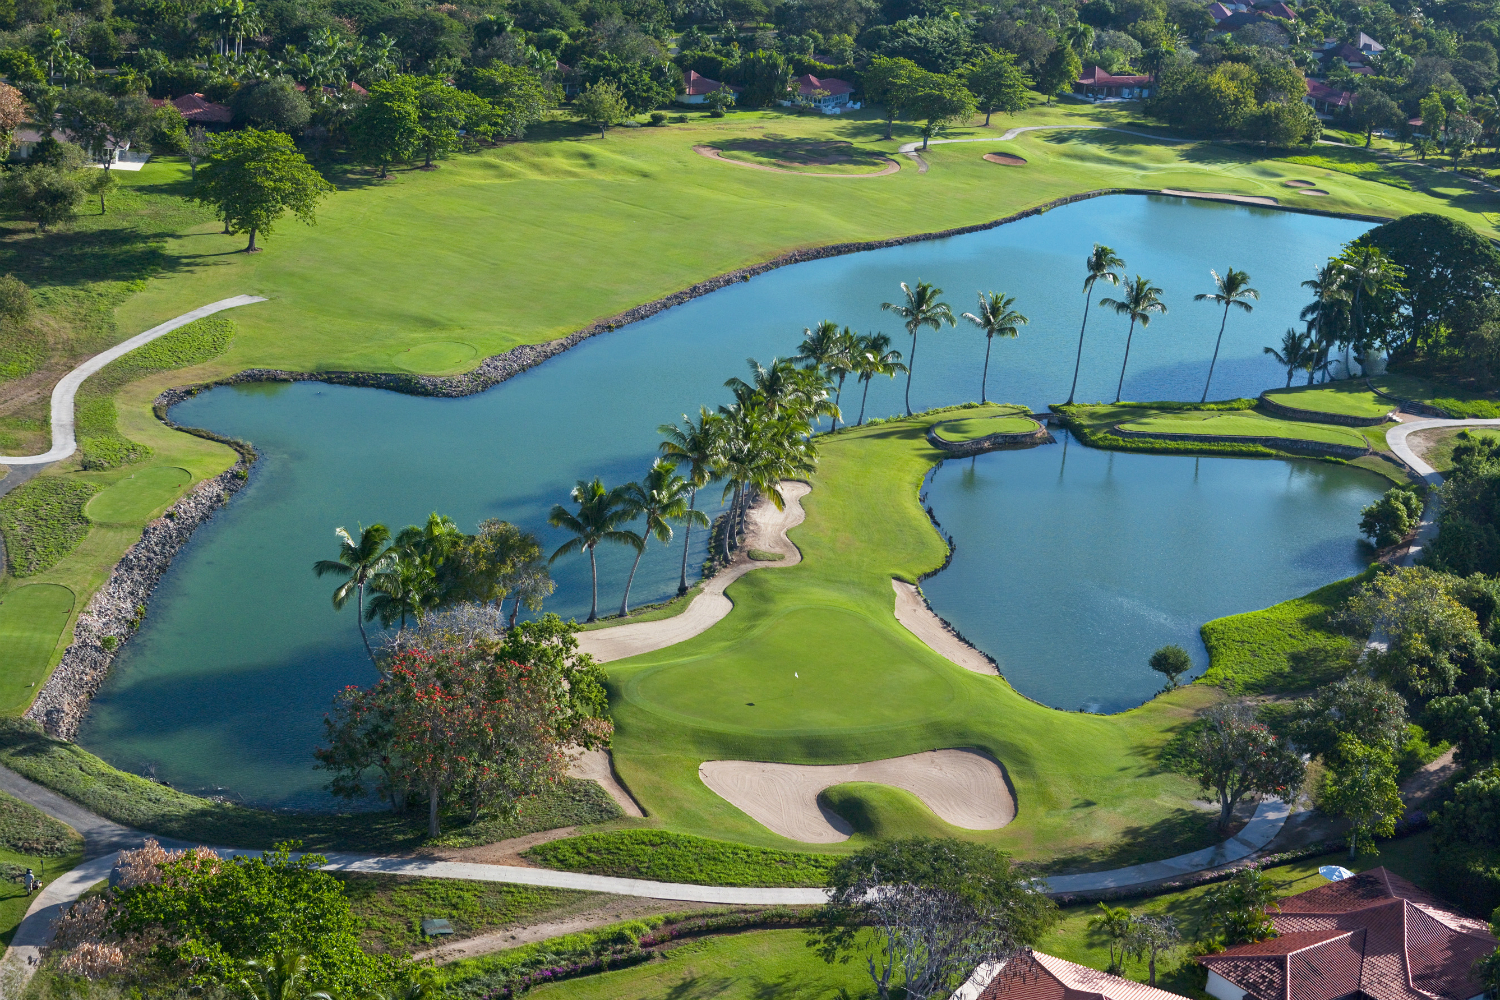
left=1284, top=179, right=1316, bottom=188
left=1303, top=189, right=1329, bottom=196
left=700, top=749, right=1016, bottom=843
left=891, top=580, right=996, bottom=675
left=983, top=152, right=1027, bottom=166
left=1159, top=188, right=1279, bottom=206
left=568, top=749, right=645, bottom=817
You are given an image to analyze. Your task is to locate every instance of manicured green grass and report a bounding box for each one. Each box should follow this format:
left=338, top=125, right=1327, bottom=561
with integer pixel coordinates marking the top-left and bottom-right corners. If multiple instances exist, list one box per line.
left=524, top=830, right=836, bottom=887
left=712, top=134, right=895, bottom=174
left=1412, top=427, right=1500, bottom=472
left=578, top=582, right=704, bottom=631
left=747, top=549, right=784, bottom=561
left=1199, top=569, right=1373, bottom=695
left=1261, top=384, right=1395, bottom=418
left=934, top=413, right=1038, bottom=441
left=1373, top=373, right=1500, bottom=418
left=1279, top=148, right=1413, bottom=190
left=82, top=466, right=191, bottom=523
left=339, top=872, right=586, bottom=955
left=820, top=782, right=969, bottom=839
left=1115, top=411, right=1370, bottom=448
left=0, top=479, right=101, bottom=577
left=606, top=413, right=1225, bottom=870
left=526, top=929, right=874, bottom=1000
left=0, top=586, right=74, bottom=715
left=0, top=844, right=83, bottom=948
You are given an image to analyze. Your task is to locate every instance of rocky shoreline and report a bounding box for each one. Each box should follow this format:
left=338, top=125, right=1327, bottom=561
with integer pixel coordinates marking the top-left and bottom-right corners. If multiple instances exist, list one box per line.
left=26, top=460, right=250, bottom=740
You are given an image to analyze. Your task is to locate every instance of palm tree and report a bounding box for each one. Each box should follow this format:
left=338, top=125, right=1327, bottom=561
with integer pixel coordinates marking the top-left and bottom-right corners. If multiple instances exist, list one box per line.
left=827, top=329, right=858, bottom=430
left=1264, top=328, right=1310, bottom=387
left=962, top=291, right=1028, bottom=403
left=882, top=280, right=955, bottom=416
left=1100, top=275, right=1168, bottom=403
left=1335, top=245, right=1403, bottom=375
left=659, top=407, right=724, bottom=595
left=1067, top=245, right=1125, bottom=405
left=851, top=334, right=908, bottom=426
left=1194, top=267, right=1259, bottom=402
left=312, top=524, right=391, bottom=666
left=617, top=459, right=706, bottom=616
left=795, top=322, right=858, bottom=430
left=548, top=478, right=636, bottom=623
left=1300, top=264, right=1347, bottom=379
left=236, top=949, right=334, bottom=1000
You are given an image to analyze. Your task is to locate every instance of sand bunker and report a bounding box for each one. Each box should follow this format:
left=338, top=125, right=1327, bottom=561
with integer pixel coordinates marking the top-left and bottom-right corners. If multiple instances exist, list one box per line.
left=1303, top=189, right=1329, bottom=196
left=568, top=749, right=645, bottom=817
left=699, top=749, right=1016, bottom=843
left=983, top=152, right=1027, bottom=166
left=891, top=580, right=996, bottom=675
left=1284, top=179, right=1316, bottom=188
left=1158, top=188, right=1279, bottom=206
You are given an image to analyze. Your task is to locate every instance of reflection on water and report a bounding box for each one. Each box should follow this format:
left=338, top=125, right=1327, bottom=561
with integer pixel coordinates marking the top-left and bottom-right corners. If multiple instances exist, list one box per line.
left=921, top=430, right=1381, bottom=713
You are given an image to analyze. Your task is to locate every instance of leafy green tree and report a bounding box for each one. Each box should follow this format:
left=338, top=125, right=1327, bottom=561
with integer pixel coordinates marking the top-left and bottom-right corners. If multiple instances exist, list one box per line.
left=84, top=166, right=116, bottom=215
left=1279, top=674, right=1409, bottom=761
left=659, top=407, right=724, bottom=595
left=734, top=49, right=795, bottom=107
left=413, top=79, right=498, bottom=167
left=961, top=291, right=1027, bottom=403
left=578, top=55, right=678, bottom=113
left=892, top=68, right=976, bottom=148
left=1035, top=44, right=1081, bottom=104
left=455, top=63, right=554, bottom=137
left=1429, top=689, right=1500, bottom=766
left=1432, top=765, right=1500, bottom=848
left=882, top=279, right=955, bottom=415
left=1359, top=488, right=1423, bottom=548
left=705, top=86, right=735, bottom=116
left=851, top=333, right=906, bottom=426
left=1337, top=567, right=1483, bottom=700
left=862, top=55, right=919, bottom=139
left=193, top=128, right=333, bottom=252
left=1352, top=89, right=1400, bottom=147
left=350, top=78, right=421, bottom=176
left=1193, top=267, right=1257, bottom=402
left=1149, top=644, right=1191, bottom=690
left=1088, top=902, right=1132, bottom=974
left=1200, top=867, right=1281, bottom=946
left=1171, top=701, right=1305, bottom=832
left=1322, top=735, right=1403, bottom=858
left=1419, top=91, right=1448, bottom=141
left=313, top=524, right=393, bottom=665
left=1356, top=214, right=1500, bottom=356
left=1067, top=244, right=1125, bottom=405
left=2, top=165, right=84, bottom=231
left=548, top=477, right=636, bottom=621
left=570, top=79, right=631, bottom=137
left=964, top=50, right=1030, bottom=126
left=1100, top=274, right=1167, bottom=403
left=1243, top=99, right=1318, bottom=148
left=230, top=77, right=313, bottom=132
left=1124, top=914, right=1180, bottom=987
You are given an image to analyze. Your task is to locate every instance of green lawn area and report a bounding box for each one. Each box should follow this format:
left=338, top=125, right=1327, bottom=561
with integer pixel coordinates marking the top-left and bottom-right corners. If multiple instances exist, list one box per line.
left=0, top=787, right=85, bottom=947
left=339, top=872, right=588, bottom=955
left=1115, top=411, right=1371, bottom=448
left=0, top=585, right=74, bottom=715
left=82, top=466, right=192, bottom=523
left=1372, top=373, right=1500, bottom=418
left=524, top=830, right=836, bottom=887
left=1261, top=384, right=1395, bottom=418
left=1411, top=427, right=1500, bottom=472
left=606, top=411, right=1226, bottom=871
left=711, top=134, right=895, bottom=174
left=933, top=412, right=1037, bottom=441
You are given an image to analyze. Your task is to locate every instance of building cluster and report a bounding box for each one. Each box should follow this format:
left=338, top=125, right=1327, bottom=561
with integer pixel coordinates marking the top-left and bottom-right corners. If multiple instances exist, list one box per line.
left=678, top=71, right=859, bottom=112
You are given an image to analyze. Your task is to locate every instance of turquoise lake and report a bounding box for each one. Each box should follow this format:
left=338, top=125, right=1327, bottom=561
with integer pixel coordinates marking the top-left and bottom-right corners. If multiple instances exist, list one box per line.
left=78, top=195, right=1383, bottom=806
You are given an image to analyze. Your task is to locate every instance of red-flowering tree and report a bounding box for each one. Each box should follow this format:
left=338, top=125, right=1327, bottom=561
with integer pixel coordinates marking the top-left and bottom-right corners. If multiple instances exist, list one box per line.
left=1171, top=701, right=1305, bottom=832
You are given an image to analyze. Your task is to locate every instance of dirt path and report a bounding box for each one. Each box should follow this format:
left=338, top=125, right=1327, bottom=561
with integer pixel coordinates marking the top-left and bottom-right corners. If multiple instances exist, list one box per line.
left=692, top=145, right=901, bottom=177
left=575, top=481, right=808, bottom=663
left=890, top=580, right=997, bottom=675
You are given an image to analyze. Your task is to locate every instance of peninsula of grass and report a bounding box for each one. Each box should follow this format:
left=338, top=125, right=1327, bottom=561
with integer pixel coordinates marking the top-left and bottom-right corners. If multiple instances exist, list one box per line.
left=933, top=412, right=1038, bottom=441
left=524, top=830, right=836, bottom=887
left=1261, top=383, right=1395, bottom=419
left=1115, top=410, right=1372, bottom=448
left=604, top=409, right=1225, bottom=871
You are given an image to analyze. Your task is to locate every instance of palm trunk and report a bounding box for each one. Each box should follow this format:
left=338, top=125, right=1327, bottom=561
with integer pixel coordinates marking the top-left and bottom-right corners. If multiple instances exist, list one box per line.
left=832, top=375, right=845, bottom=431
left=1067, top=294, right=1092, bottom=404
left=858, top=378, right=871, bottom=426
left=678, top=488, right=697, bottom=595
left=1201, top=304, right=1230, bottom=403
left=620, top=545, right=644, bottom=616
left=904, top=331, right=918, bottom=416
left=586, top=545, right=599, bottom=622
left=356, top=580, right=377, bottom=666
left=1114, top=319, right=1138, bottom=404
left=429, top=780, right=441, bottom=837
left=980, top=335, right=992, bottom=403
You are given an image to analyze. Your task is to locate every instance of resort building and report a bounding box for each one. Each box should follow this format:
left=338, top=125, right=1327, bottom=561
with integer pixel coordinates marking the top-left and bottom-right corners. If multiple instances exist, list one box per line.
left=678, top=70, right=741, bottom=104
left=1073, top=65, right=1153, bottom=101
left=958, top=950, right=1188, bottom=1000
left=150, top=92, right=234, bottom=127
left=1305, top=79, right=1356, bottom=117
left=1197, top=867, right=1497, bottom=1000
left=780, top=73, right=857, bottom=112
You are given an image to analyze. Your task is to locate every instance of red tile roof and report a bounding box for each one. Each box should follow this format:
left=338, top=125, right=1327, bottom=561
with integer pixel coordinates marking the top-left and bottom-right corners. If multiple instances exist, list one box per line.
left=681, top=70, right=738, bottom=96
left=1265, top=2, right=1296, bottom=18
left=1198, top=868, right=1497, bottom=1000
left=976, top=951, right=1188, bottom=1000
left=1305, top=79, right=1354, bottom=107
left=793, top=73, right=853, bottom=96
left=150, top=93, right=233, bottom=123
left=1076, top=65, right=1151, bottom=86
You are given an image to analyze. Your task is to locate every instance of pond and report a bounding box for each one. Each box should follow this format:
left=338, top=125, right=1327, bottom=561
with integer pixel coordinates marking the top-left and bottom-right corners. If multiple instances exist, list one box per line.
left=78, top=195, right=1379, bottom=807
left=921, top=434, right=1380, bottom=715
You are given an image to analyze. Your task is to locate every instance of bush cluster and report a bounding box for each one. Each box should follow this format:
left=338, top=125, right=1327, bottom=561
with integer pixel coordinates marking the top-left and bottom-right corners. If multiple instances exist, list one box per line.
left=0, top=477, right=101, bottom=576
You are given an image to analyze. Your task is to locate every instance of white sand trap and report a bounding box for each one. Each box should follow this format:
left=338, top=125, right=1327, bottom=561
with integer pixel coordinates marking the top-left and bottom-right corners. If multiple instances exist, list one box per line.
left=699, top=749, right=1016, bottom=843
left=567, top=749, right=645, bottom=817
left=891, top=580, right=997, bottom=675
left=576, top=481, right=808, bottom=663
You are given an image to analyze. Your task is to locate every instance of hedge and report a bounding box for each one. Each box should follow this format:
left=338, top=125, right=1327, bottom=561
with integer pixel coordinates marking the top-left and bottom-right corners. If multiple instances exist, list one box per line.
left=523, top=829, right=837, bottom=887
left=0, top=477, right=101, bottom=576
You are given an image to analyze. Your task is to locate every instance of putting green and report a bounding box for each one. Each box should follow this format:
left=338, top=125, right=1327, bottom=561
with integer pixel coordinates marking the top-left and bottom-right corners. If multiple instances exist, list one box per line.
left=0, top=585, right=74, bottom=715
left=607, top=405, right=1222, bottom=867
left=1117, top=411, right=1370, bottom=447
left=84, top=467, right=191, bottom=524
left=1262, top=384, right=1393, bottom=418
left=391, top=341, right=478, bottom=373
left=935, top=414, right=1039, bottom=441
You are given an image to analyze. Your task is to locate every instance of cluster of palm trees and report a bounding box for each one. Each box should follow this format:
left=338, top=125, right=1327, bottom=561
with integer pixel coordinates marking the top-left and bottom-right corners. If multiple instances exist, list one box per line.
left=1064, top=245, right=1262, bottom=405
left=1263, top=244, right=1407, bottom=387
left=875, top=280, right=1030, bottom=413
left=313, top=516, right=553, bottom=666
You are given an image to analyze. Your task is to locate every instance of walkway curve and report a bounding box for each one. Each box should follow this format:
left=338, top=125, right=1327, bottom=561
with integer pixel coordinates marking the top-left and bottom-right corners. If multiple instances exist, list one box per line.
left=692, top=145, right=901, bottom=178
left=0, top=296, right=268, bottom=466
left=1385, top=417, right=1500, bottom=567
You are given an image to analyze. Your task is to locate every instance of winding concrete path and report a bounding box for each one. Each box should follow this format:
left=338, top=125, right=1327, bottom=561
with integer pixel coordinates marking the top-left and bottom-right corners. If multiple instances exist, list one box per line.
left=0, top=296, right=267, bottom=466
left=1385, top=417, right=1500, bottom=566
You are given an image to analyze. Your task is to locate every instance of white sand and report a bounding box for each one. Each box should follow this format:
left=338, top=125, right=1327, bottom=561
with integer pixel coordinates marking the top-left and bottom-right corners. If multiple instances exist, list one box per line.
left=568, top=749, right=645, bottom=818
left=890, top=580, right=997, bottom=675
left=575, top=481, right=808, bottom=663
left=699, top=749, right=1016, bottom=843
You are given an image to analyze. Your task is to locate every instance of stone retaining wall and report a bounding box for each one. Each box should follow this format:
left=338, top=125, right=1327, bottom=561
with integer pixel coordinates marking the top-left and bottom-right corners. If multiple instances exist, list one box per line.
left=1110, top=424, right=1371, bottom=458
left=926, top=424, right=1054, bottom=456
left=1257, top=392, right=1395, bottom=427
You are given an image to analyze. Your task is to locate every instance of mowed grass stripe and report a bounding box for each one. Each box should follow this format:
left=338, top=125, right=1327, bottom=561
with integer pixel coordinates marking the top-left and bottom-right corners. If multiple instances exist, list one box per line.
left=0, top=585, right=74, bottom=715
left=1117, top=411, right=1370, bottom=447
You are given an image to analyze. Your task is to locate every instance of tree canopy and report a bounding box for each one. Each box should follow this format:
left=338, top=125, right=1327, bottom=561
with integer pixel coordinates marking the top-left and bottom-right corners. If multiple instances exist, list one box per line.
left=193, top=128, right=333, bottom=252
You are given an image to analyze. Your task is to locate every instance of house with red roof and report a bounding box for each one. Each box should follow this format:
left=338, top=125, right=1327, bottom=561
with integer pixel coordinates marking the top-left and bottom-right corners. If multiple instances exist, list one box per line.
left=1073, top=65, right=1153, bottom=101
left=958, top=950, right=1190, bottom=1000
left=780, top=73, right=856, bottom=113
left=678, top=70, right=741, bottom=104
left=1304, top=78, right=1355, bottom=117
left=151, top=93, right=234, bottom=126
left=1197, top=867, right=1497, bottom=1000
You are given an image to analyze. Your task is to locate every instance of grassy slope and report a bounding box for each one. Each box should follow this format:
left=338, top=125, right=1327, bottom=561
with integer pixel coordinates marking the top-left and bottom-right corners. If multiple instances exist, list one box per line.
left=1117, top=411, right=1370, bottom=446
left=340, top=872, right=587, bottom=955
left=606, top=411, right=1222, bottom=871
left=1261, top=383, right=1394, bottom=417
left=1373, top=373, right=1500, bottom=418
left=934, top=411, right=1036, bottom=440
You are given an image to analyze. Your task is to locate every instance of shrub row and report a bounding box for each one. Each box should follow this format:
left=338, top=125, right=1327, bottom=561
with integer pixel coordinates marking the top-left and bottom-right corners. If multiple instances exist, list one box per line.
left=0, top=788, right=80, bottom=856
left=523, top=829, right=837, bottom=887
left=0, top=477, right=101, bottom=576
left=1108, top=398, right=1258, bottom=412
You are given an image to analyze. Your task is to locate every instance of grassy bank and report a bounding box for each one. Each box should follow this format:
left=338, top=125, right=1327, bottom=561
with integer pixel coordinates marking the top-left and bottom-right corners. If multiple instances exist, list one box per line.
left=524, top=830, right=836, bottom=887
left=933, top=410, right=1037, bottom=441
left=341, top=872, right=589, bottom=955
left=1116, top=410, right=1372, bottom=448
left=1374, top=373, right=1500, bottom=418
left=1261, top=382, right=1395, bottom=418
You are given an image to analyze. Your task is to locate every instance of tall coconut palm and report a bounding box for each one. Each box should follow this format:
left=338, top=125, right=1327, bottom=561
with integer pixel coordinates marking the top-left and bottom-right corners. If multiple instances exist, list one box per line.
left=882, top=280, right=955, bottom=416
left=1301, top=263, right=1349, bottom=376
left=617, top=459, right=705, bottom=616
left=548, top=478, right=636, bottom=623
left=1194, top=267, right=1258, bottom=402
left=962, top=291, right=1028, bottom=403
left=1100, top=275, right=1168, bottom=403
left=825, top=328, right=859, bottom=430
left=852, top=333, right=907, bottom=426
left=1263, top=328, right=1312, bottom=387
left=1335, top=245, right=1403, bottom=375
left=659, top=407, right=724, bottom=595
left=794, top=320, right=845, bottom=372
left=312, top=524, right=391, bottom=666
left=1067, top=245, right=1125, bottom=405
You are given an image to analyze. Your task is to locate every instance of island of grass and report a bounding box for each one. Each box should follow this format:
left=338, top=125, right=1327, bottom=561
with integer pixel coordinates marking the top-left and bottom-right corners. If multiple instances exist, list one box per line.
left=1115, top=410, right=1372, bottom=449
left=932, top=412, right=1038, bottom=441
left=1260, top=382, right=1396, bottom=422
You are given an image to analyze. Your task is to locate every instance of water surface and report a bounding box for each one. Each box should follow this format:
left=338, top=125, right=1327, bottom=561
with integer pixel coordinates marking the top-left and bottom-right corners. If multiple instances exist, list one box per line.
left=79, top=195, right=1377, bottom=806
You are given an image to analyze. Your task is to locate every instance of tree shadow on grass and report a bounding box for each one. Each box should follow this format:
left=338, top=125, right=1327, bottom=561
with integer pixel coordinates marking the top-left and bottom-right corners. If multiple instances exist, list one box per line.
left=1044, top=806, right=1225, bottom=875
left=0, top=226, right=202, bottom=289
